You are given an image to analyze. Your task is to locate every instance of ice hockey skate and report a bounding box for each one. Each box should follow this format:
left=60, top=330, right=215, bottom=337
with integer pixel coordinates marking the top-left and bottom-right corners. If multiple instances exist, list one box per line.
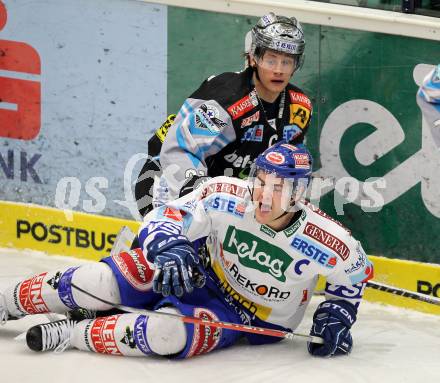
left=26, top=319, right=76, bottom=353
left=0, top=292, right=8, bottom=325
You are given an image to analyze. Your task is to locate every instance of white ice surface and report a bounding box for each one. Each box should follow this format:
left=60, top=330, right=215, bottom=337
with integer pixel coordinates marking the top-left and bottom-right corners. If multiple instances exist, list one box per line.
left=1, top=248, right=439, bottom=383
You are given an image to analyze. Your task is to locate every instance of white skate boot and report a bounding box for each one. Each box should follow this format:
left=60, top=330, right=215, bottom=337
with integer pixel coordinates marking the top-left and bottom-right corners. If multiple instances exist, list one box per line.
left=0, top=292, right=8, bottom=325
left=26, top=319, right=76, bottom=353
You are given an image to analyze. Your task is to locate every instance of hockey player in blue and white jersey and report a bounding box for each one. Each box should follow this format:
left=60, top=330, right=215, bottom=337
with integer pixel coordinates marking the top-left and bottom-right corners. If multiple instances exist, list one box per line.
left=0, top=142, right=373, bottom=358
left=417, top=64, right=440, bottom=148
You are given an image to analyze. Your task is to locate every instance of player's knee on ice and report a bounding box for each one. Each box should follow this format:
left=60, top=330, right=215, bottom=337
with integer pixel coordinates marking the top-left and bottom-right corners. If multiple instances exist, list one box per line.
left=72, top=263, right=121, bottom=310
left=147, top=306, right=187, bottom=355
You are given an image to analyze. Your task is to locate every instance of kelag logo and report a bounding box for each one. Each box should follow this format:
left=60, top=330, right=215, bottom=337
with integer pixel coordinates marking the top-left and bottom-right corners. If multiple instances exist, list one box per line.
left=0, top=1, right=41, bottom=140
left=223, top=226, right=293, bottom=282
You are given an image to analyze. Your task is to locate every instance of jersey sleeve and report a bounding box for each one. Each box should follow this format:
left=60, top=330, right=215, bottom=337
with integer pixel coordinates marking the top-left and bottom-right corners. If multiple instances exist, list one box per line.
left=416, top=64, right=440, bottom=148
left=323, top=237, right=373, bottom=310
left=286, top=88, right=313, bottom=144
left=159, top=81, right=237, bottom=199
left=137, top=180, right=213, bottom=254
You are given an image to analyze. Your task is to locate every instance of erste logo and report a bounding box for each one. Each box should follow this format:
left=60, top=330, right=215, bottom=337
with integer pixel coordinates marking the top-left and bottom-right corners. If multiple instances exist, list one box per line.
left=0, top=2, right=42, bottom=140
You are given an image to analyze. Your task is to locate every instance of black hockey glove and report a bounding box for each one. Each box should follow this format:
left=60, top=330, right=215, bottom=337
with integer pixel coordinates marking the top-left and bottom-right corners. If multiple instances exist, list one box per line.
left=146, top=234, right=205, bottom=297
left=308, top=300, right=357, bottom=357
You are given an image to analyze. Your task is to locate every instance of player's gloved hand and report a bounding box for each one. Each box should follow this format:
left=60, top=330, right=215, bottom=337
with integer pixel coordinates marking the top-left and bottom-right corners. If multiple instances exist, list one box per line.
left=146, top=234, right=205, bottom=297
left=308, top=300, right=357, bottom=357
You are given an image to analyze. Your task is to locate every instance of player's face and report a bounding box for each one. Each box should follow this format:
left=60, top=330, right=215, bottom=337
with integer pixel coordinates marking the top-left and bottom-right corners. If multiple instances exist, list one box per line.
left=252, top=171, right=294, bottom=230
left=252, top=50, right=295, bottom=101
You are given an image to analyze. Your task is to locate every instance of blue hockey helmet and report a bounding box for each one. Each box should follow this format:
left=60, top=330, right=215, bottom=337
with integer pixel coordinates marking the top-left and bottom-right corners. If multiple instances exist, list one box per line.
left=249, top=141, right=313, bottom=212
left=254, top=141, right=313, bottom=187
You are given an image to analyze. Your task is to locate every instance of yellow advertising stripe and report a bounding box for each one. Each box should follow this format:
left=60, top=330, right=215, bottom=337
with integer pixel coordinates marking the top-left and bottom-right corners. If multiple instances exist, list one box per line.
left=212, top=260, right=272, bottom=321
left=0, top=200, right=140, bottom=261
left=364, top=255, right=440, bottom=315
left=316, top=255, right=440, bottom=315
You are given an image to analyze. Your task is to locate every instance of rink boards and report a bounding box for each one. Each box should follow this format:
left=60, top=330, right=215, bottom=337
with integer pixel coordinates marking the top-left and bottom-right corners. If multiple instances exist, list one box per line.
left=0, top=199, right=439, bottom=315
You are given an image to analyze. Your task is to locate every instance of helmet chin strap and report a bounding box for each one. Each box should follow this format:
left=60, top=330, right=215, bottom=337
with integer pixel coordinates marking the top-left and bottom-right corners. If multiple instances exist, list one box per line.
left=252, top=188, right=300, bottom=226
left=252, top=64, right=261, bottom=82
left=271, top=198, right=300, bottom=221
left=268, top=183, right=305, bottom=222
left=249, top=167, right=309, bottom=229
left=273, top=210, right=291, bottom=221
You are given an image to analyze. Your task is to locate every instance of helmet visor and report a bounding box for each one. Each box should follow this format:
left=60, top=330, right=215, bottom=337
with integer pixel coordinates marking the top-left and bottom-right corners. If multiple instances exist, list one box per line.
left=250, top=169, right=296, bottom=212
left=256, top=52, right=297, bottom=73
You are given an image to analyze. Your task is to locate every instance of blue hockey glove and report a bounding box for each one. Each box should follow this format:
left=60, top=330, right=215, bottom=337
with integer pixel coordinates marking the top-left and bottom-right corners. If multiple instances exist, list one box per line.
left=146, top=234, right=205, bottom=297
left=308, top=300, right=357, bottom=357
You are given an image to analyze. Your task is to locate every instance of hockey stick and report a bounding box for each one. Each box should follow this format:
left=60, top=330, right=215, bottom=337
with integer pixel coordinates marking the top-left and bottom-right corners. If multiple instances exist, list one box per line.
left=70, top=281, right=324, bottom=344
left=366, top=280, right=440, bottom=306
left=110, top=226, right=137, bottom=257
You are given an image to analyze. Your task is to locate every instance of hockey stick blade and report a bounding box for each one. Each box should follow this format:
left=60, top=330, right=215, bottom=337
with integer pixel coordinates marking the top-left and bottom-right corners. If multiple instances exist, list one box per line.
left=367, top=280, right=440, bottom=306
left=110, top=226, right=136, bottom=258
left=70, top=282, right=323, bottom=344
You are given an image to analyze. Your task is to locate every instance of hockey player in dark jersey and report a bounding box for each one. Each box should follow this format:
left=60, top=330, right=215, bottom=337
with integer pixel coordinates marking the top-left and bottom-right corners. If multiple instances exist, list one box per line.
left=135, top=12, right=313, bottom=217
